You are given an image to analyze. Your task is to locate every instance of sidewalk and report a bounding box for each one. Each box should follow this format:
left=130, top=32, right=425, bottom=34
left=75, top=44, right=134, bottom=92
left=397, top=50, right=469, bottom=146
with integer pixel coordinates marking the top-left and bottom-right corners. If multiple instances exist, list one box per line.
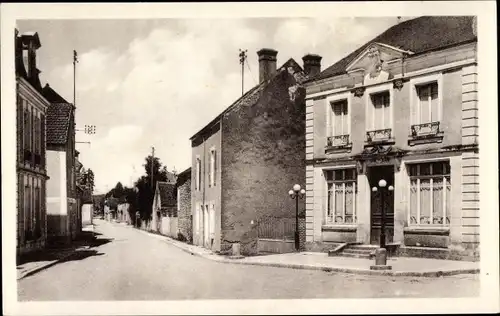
left=131, top=225, right=480, bottom=277
left=17, top=224, right=98, bottom=280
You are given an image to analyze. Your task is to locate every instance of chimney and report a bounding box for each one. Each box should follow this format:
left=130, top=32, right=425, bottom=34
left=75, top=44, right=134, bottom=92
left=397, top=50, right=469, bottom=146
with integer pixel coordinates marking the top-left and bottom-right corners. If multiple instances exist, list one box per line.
left=20, top=32, right=41, bottom=81
left=302, top=54, right=322, bottom=78
left=257, top=48, right=278, bottom=83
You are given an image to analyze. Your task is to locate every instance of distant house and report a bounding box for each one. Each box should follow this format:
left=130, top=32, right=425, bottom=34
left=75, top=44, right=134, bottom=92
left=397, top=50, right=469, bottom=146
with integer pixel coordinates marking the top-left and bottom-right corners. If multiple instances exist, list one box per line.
left=303, top=16, right=479, bottom=260
left=176, top=167, right=192, bottom=243
left=43, top=84, right=79, bottom=245
left=151, top=181, right=177, bottom=237
left=190, top=48, right=318, bottom=255
left=15, top=29, right=50, bottom=255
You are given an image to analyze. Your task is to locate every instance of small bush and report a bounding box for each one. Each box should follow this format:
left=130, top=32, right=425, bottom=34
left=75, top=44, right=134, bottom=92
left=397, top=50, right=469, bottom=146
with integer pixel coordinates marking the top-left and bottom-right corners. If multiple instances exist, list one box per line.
left=177, top=232, right=187, bottom=242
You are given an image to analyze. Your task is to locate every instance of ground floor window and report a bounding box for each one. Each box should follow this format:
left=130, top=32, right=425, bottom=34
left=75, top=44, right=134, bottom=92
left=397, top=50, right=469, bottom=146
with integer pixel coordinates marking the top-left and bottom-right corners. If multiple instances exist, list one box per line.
left=325, top=168, right=357, bottom=224
left=408, top=161, right=451, bottom=225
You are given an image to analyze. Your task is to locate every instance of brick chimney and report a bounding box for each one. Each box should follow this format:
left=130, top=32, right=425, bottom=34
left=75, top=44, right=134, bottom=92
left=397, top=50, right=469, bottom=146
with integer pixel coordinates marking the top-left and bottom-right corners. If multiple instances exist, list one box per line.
left=20, top=32, right=41, bottom=81
left=302, top=54, right=322, bottom=77
left=257, top=48, right=278, bottom=83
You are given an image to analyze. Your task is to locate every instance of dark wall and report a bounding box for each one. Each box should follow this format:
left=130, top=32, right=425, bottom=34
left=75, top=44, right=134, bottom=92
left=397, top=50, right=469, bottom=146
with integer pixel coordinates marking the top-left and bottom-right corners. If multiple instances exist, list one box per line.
left=221, top=65, right=306, bottom=255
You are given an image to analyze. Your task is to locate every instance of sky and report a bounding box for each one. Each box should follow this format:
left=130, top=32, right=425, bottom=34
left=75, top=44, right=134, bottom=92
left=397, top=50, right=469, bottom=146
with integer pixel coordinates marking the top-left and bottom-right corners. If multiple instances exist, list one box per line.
left=17, top=17, right=410, bottom=194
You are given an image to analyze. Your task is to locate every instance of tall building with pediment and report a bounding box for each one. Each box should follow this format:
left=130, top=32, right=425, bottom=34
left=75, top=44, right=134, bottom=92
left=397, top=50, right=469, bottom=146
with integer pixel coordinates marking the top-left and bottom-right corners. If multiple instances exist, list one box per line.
left=303, top=16, right=478, bottom=260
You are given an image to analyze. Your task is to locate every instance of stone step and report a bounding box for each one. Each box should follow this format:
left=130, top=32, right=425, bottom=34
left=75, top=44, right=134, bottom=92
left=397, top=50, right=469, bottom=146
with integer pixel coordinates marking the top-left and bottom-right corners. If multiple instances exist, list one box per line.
left=343, top=248, right=375, bottom=255
left=337, top=252, right=372, bottom=259
left=349, top=245, right=380, bottom=251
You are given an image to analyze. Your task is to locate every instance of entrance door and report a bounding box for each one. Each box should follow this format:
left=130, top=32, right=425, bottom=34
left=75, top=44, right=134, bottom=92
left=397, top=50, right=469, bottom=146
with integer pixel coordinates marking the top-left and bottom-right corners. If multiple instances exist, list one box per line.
left=369, top=165, right=395, bottom=245
left=203, top=205, right=209, bottom=247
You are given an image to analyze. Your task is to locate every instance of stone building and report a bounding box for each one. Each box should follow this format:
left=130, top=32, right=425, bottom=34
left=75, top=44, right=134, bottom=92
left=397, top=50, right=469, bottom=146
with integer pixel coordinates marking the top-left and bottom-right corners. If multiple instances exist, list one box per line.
left=190, top=48, right=318, bottom=255
left=16, top=30, right=50, bottom=255
left=42, top=84, right=79, bottom=245
left=176, top=167, right=192, bottom=243
left=151, top=181, right=177, bottom=237
left=303, top=16, right=479, bottom=260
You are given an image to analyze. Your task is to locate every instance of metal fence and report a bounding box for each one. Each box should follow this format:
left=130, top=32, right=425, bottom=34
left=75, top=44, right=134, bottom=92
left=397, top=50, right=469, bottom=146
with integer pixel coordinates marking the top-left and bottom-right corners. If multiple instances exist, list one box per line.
left=257, top=216, right=296, bottom=241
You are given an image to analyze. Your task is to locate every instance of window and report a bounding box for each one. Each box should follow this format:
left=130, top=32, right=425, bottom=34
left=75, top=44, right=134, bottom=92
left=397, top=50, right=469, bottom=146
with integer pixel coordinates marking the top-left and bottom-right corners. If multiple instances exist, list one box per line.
left=35, top=183, right=41, bottom=237
left=370, top=92, right=391, bottom=130
left=366, top=86, right=392, bottom=142
left=410, top=74, right=443, bottom=137
left=408, top=161, right=451, bottom=226
left=416, top=82, right=439, bottom=124
left=325, top=169, right=357, bottom=224
left=23, top=102, right=30, bottom=154
left=177, top=189, right=180, bottom=211
left=195, top=157, right=201, bottom=191
left=24, top=180, right=32, bottom=239
left=209, top=203, right=215, bottom=237
left=326, top=93, right=351, bottom=147
left=209, top=149, right=217, bottom=187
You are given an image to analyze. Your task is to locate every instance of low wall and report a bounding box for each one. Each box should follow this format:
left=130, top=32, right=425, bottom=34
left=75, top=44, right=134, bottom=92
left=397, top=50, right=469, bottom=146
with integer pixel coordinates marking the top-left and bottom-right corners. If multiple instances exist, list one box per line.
left=257, top=238, right=296, bottom=254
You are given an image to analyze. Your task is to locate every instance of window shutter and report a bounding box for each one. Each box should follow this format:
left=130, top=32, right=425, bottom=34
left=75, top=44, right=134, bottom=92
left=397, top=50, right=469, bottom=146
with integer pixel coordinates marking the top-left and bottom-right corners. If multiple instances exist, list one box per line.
left=41, top=114, right=45, bottom=166
left=214, top=150, right=217, bottom=186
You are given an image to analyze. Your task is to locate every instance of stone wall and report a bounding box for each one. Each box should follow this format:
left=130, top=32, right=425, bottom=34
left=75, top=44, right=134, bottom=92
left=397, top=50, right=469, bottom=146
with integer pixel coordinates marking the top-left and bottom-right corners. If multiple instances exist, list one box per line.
left=177, top=175, right=192, bottom=243
left=220, top=62, right=306, bottom=255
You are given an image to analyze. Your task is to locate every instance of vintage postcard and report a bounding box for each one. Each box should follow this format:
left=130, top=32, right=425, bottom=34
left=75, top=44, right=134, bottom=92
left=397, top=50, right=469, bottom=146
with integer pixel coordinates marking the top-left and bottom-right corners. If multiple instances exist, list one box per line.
left=1, top=2, right=498, bottom=315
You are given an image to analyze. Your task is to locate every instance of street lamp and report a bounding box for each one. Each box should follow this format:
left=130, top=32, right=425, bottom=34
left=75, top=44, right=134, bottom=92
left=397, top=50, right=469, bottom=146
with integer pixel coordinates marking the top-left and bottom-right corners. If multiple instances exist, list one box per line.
left=289, top=184, right=305, bottom=251
left=370, top=179, right=394, bottom=270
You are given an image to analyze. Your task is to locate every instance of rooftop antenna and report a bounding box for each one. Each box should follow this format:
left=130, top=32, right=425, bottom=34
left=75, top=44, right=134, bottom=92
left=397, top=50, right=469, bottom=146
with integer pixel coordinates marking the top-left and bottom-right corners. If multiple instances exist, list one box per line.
left=239, top=49, right=248, bottom=96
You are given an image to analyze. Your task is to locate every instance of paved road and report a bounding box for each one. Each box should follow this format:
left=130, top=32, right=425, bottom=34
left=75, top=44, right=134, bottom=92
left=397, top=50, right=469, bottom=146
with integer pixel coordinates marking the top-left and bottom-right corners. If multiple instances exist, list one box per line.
left=18, top=220, right=479, bottom=300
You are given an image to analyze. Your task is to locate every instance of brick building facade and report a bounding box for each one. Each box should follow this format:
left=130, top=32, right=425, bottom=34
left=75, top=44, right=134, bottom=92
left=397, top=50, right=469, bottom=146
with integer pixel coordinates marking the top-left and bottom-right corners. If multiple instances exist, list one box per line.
left=304, top=16, right=479, bottom=260
left=191, top=49, right=316, bottom=255
left=16, top=30, right=50, bottom=255
left=176, top=168, right=192, bottom=243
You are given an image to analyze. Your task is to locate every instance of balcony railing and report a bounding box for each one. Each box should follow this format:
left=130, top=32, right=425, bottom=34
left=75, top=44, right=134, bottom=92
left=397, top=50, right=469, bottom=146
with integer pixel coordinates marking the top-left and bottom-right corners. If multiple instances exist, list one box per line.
left=410, top=122, right=440, bottom=137
left=327, top=134, right=350, bottom=147
left=366, top=128, right=392, bottom=143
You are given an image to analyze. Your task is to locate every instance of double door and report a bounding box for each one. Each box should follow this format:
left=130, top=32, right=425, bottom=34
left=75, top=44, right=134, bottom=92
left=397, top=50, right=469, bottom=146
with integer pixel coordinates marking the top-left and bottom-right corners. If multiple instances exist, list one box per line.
left=369, top=166, right=395, bottom=245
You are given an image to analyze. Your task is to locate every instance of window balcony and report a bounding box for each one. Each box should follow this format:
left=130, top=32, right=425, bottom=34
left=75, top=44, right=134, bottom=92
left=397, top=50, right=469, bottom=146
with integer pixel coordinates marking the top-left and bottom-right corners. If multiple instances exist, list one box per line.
left=366, top=128, right=392, bottom=144
left=408, top=122, right=443, bottom=146
left=325, top=134, right=352, bottom=154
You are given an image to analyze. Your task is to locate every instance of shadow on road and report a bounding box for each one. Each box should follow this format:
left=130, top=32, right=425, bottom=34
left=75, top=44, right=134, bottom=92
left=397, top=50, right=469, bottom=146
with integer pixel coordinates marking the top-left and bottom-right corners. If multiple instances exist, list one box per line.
left=17, top=231, right=113, bottom=266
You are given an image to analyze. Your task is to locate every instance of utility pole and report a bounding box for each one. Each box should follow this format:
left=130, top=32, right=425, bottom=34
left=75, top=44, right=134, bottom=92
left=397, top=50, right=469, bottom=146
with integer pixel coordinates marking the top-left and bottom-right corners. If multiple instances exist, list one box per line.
left=239, top=49, right=247, bottom=96
left=73, top=50, right=78, bottom=107
left=151, top=146, right=155, bottom=190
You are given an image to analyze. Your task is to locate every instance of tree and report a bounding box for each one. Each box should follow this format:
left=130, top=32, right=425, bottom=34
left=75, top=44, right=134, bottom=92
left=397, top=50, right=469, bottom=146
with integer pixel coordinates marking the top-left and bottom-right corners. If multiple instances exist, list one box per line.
left=133, top=155, right=169, bottom=221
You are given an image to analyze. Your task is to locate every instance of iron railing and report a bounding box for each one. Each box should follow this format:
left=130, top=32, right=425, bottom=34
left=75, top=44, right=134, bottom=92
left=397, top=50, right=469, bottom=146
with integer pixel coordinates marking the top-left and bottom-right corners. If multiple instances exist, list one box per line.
left=410, top=122, right=440, bottom=137
left=257, top=216, right=296, bottom=241
left=327, top=134, right=350, bottom=147
left=366, top=128, right=392, bottom=142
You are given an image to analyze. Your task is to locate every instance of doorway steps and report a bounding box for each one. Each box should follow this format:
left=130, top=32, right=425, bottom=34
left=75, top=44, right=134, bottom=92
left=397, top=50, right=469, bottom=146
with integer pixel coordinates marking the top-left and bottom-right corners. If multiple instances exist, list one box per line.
left=328, top=242, right=401, bottom=259
left=328, top=243, right=378, bottom=259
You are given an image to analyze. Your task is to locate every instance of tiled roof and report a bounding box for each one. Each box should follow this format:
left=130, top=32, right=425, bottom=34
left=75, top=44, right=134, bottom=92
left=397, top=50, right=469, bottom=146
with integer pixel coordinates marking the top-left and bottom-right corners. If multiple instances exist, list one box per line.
left=190, top=57, right=305, bottom=140
left=46, top=103, right=73, bottom=145
left=157, top=182, right=176, bottom=207
left=311, top=16, right=477, bottom=82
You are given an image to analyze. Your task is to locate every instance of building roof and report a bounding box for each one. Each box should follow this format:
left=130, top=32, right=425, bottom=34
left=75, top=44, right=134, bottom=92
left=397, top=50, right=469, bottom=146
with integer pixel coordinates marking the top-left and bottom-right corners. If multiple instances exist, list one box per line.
left=42, top=84, right=71, bottom=104
left=310, top=16, right=477, bottom=82
left=156, top=181, right=176, bottom=207
left=190, top=57, right=305, bottom=141
left=176, top=167, right=191, bottom=186
left=164, top=171, right=177, bottom=184
left=46, top=102, right=73, bottom=145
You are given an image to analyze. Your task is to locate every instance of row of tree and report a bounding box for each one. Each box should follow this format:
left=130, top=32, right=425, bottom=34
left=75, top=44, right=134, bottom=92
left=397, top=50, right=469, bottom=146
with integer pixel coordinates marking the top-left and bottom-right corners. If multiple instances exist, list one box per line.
left=102, top=155, right=174, bottom=222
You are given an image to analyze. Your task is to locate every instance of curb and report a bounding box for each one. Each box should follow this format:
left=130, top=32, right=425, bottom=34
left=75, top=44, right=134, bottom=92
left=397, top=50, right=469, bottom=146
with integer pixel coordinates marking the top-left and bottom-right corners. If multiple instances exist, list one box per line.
left=131, top=225, right=480, bottom=277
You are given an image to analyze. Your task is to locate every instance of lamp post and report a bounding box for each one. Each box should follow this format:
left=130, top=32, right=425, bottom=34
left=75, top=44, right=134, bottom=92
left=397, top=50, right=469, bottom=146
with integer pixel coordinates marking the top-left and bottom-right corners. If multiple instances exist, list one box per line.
left=370, top=179, right=394, bottom=270
left=289, top=184, right=305, bottom=251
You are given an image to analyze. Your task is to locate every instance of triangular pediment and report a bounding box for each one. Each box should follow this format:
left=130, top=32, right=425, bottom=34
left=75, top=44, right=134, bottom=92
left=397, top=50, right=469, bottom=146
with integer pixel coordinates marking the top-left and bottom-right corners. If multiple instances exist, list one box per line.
left=346, top=42, right=413, bottom=73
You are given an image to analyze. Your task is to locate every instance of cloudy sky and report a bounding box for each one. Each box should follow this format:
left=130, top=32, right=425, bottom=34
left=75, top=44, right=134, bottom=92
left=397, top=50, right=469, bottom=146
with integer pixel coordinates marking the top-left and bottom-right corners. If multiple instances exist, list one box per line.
left=17, top=17, right=409, bottom=193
